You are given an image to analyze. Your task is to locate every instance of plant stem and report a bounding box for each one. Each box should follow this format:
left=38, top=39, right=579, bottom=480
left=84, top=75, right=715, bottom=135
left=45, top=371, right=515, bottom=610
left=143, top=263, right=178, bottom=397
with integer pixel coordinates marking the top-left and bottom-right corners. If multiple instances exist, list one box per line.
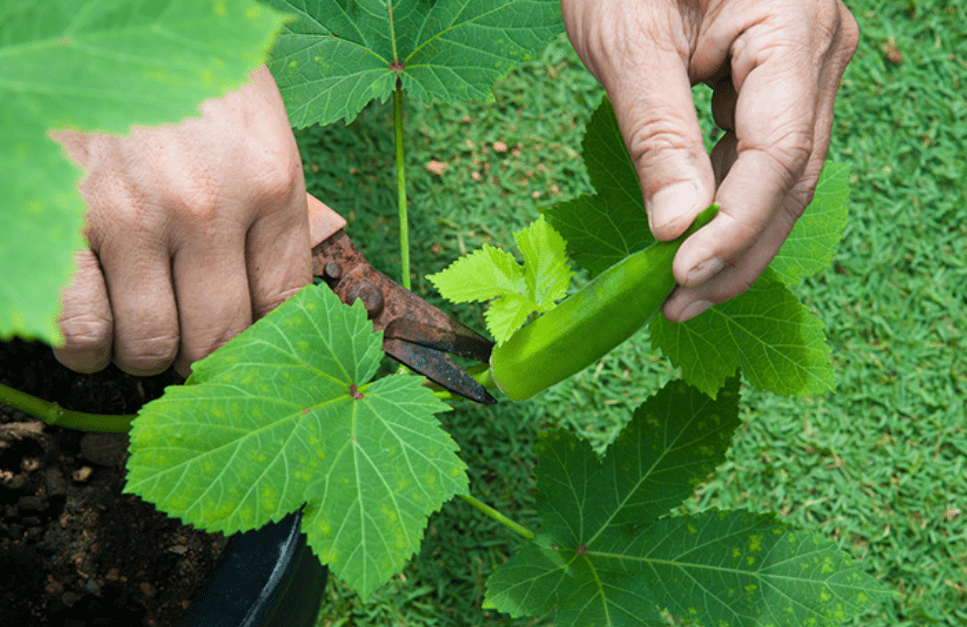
left=459, top=494, right=535, bottom=540
left=393, top=84, right=410, bottom=289
left=0, top=382, right=134, bottom=433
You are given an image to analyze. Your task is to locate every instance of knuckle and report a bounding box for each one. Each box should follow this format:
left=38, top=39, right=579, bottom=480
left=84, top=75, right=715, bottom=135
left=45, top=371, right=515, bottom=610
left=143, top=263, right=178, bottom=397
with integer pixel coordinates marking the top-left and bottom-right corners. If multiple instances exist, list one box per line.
left=253, top=152, right=303, bottom=210
left=165, top=174, right=221, bottom=226
left=627, top=118, right=702, bottom=180
left=837, top=6, right=860, bottom=58
left=744, top=124, right=813, bottom=188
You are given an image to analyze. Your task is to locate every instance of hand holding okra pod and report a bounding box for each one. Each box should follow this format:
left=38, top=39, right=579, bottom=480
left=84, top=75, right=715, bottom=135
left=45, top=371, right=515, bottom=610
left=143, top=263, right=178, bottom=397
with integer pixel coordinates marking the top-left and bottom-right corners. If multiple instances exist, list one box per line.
left=561, top=0, right=859, bottom=321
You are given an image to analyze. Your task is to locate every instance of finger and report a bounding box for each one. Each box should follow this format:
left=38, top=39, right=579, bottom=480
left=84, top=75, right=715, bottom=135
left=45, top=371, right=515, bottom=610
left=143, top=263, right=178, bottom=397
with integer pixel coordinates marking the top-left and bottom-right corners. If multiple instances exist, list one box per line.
left=170, top=227, right=252, bottom=376
left=662, top=207, right=793, bottom=322
left=52, top=249, right=114, bottom=373
left=245, top=190, right=313, bottom=322
left=98, top=234, right=180, bottom=376
left=600, top=33, right=716, bottom=240
left=673, top=19, right=819, bottom=287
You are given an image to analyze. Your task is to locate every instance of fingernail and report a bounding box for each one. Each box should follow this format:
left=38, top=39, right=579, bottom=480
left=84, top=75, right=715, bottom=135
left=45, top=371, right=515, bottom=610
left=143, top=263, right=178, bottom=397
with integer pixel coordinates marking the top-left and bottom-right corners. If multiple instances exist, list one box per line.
left=679, top=299, right=713, bottom=322
left=686, top=257, right=724, bottom=287
left=648, top=181, right=699, bottom=233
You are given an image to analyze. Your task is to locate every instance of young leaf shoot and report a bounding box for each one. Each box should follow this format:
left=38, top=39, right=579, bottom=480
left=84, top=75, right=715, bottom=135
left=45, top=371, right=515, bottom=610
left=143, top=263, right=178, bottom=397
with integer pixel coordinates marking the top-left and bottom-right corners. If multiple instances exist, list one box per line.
left=428, top=215, right=573, bottom=343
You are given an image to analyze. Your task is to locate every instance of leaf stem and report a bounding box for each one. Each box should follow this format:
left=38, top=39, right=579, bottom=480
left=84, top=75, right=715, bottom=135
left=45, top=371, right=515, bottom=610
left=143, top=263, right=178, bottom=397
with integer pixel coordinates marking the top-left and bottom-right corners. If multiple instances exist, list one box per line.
left=0, top=382, right=134, bottom=433
left=393, top=84, right=410, bottom=289
left=458, top=493, right=535, bottom=540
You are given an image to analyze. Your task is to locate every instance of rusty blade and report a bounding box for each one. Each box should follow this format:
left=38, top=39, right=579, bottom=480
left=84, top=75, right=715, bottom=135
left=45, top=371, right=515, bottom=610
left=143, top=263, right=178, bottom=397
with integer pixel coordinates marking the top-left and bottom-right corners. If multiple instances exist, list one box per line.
left=383, top=317, right=492, bottom=363
left=383, top=338, right=497, bottom=405
left=311, top=230, right=496, bottom=404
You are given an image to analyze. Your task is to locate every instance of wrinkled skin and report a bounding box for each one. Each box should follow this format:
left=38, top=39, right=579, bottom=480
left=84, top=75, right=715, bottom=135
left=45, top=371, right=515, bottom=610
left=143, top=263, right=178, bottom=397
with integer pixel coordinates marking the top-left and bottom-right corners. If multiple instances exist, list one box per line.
left=53, top=66, right=311, bottom=376
left=561, top=0, right=859, bottom=320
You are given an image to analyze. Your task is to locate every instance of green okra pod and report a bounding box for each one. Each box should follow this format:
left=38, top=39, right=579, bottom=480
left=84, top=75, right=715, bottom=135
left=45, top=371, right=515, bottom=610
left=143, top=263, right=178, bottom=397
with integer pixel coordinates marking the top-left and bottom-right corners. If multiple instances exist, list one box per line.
left=490, top=204, right=719, bottom=400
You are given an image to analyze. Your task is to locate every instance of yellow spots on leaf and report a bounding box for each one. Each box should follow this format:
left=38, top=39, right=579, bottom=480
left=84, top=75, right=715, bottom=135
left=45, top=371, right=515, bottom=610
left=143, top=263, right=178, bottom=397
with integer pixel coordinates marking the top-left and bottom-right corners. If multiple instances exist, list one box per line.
left=245, top=3, right=265, bottom=21
left=748, top=532, right=763, bottom=553
left=214, top=0, right=227, bottom=16
left=732, top=547, right=742, bottom=559
left=168, top=496, right=191, bottom=512
left=746, top=556, right=755, bottom=566
left=222, top=503, right=242, bottom=521
left=687, top=523, right=698, bottom=534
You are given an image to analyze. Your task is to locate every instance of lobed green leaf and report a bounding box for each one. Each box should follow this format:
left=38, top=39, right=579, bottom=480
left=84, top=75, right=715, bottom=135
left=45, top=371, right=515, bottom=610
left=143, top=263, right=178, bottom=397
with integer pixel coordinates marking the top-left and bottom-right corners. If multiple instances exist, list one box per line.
left=125, top=286, right=467, bottom=599
left=650, top=269, right=835, bottom=398
left=264, top=0, right=565, bottom=127
left=486, top=377, right=742, bottom=624
left=485, top=377, right=889, bottom=626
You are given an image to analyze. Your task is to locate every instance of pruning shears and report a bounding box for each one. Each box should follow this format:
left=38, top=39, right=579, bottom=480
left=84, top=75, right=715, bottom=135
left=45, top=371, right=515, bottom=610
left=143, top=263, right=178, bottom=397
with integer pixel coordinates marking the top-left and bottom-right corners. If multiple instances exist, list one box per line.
left=306, top=195, right=497, bottom=405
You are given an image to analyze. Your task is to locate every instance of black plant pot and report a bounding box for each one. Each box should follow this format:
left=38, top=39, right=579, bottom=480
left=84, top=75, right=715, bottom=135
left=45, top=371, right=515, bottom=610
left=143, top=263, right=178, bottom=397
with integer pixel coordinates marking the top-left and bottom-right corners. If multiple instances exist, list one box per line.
left=177, top=510, right=327, bottom=627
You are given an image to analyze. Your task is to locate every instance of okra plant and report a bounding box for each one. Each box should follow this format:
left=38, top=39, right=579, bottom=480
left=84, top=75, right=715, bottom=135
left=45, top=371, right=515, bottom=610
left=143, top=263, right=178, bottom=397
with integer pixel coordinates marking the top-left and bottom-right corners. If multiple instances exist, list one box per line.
left=2, top=1, right=890, bottom=625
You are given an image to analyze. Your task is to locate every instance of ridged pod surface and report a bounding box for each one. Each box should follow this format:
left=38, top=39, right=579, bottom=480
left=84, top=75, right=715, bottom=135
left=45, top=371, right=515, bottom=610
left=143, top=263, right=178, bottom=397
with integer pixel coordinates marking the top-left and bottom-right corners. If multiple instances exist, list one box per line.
left=490, top=205, right=719, bottom=400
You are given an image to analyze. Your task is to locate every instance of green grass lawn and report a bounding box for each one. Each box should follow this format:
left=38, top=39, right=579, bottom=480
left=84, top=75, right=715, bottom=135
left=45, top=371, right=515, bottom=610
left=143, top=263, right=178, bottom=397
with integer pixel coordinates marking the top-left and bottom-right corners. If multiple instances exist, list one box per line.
left=301, top=1, right=966, bottom=624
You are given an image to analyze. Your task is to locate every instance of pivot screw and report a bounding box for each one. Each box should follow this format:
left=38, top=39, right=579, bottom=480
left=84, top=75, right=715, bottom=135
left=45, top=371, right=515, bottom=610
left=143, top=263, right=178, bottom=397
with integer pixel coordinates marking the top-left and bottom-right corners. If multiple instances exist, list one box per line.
left=346, top=281, right=384, bottom=319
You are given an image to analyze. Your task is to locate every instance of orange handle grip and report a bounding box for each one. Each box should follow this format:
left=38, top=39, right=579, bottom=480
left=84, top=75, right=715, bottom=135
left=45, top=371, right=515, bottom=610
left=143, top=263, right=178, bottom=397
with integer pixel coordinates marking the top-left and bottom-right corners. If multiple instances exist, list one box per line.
left=307, top=193, right=347, bottom=246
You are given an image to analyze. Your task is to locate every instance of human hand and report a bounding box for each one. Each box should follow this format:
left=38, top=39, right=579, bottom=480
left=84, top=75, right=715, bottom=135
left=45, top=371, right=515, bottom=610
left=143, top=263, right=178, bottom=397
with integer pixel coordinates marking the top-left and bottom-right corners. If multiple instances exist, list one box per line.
left=561, top=0, right=858, bottom=321
left=53, top=66, right=312, bottom=377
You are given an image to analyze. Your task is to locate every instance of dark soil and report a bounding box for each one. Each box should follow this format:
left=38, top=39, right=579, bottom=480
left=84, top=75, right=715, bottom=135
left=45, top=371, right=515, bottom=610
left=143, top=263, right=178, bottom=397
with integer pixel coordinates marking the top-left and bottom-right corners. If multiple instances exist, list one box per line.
left=1, top=339, right=228, bottom=627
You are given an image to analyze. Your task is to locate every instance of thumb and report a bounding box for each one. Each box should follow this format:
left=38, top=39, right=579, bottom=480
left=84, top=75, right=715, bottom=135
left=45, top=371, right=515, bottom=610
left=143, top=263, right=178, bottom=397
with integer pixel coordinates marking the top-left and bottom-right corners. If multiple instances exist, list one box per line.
left=605, top=47, right=715, bottom=241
